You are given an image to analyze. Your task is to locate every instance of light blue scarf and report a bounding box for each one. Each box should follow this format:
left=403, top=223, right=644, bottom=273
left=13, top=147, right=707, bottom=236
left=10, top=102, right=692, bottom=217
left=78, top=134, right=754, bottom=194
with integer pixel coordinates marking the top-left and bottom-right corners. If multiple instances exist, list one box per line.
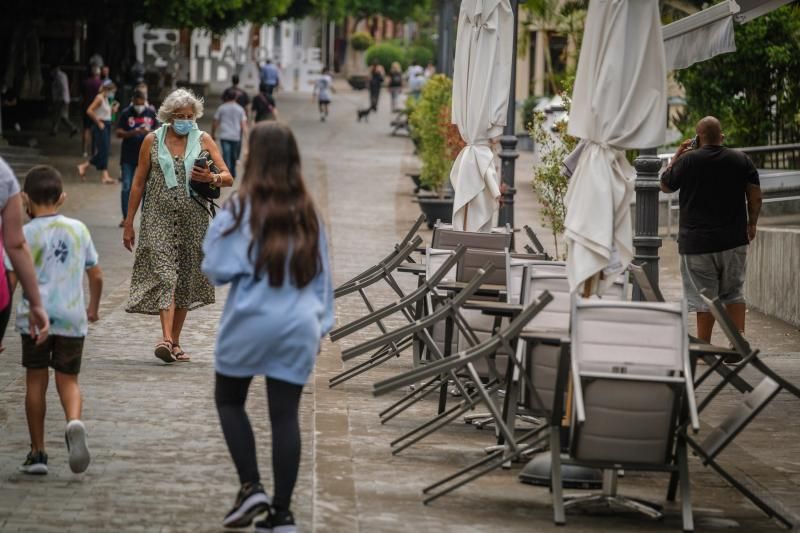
left=155, top=124, right=203, bottom=195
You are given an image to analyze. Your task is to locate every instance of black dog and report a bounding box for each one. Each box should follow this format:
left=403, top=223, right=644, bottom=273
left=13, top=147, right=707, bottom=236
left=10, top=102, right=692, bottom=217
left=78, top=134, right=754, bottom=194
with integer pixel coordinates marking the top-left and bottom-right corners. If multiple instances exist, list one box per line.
left=357, top=108, right=371, bottom=122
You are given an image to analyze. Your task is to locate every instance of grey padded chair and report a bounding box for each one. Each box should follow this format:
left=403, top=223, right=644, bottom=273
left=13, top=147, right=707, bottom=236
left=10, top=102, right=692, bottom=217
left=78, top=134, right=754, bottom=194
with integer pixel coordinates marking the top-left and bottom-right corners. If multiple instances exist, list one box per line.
left=555, top=298, right=699, bottom=532
left=680, top=292, right=800, bottom=530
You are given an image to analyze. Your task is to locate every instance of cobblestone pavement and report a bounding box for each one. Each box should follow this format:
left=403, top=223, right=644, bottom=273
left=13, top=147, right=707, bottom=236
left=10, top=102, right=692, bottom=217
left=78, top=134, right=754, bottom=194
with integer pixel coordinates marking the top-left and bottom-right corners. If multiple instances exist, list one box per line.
left=1, top=85, right=799, bottom=532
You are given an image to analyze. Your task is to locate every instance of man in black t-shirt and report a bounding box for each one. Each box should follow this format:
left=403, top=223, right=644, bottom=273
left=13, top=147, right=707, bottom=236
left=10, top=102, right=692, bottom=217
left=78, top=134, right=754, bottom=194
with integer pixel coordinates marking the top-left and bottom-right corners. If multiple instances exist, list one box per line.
left=252, top=82, right=278, bottom=122
left=661, top=116, right=762, bottom=342
left=115, top=90, right=158, bottom=225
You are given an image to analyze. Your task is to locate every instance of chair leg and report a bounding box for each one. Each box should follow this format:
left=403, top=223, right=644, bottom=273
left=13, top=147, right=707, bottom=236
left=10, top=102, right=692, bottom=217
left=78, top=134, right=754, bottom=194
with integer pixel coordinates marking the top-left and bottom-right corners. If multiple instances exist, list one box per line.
left=678, top=439, right=694, bottom=532
left=550, top=429, right=566, bottom=525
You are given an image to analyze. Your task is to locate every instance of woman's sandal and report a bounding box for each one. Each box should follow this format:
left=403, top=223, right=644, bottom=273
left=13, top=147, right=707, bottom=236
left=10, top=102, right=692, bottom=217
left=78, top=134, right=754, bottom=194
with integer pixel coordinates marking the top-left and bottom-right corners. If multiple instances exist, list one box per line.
left=172, top=343, right=191, bottom=362
left=154, top=340, right=176, bottom=363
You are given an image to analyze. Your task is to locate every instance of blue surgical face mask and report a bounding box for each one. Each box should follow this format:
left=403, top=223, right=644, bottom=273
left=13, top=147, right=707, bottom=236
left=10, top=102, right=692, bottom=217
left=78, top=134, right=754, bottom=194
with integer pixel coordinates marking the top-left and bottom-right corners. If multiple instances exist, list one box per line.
left=172, top=119, right=194, bottom=136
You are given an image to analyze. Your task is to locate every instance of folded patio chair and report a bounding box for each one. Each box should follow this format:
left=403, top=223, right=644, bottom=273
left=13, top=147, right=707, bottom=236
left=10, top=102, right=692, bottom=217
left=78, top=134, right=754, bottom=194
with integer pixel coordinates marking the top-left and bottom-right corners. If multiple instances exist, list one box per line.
left=328, top=245, right=466, bottom=388
left=554, top=298, right=699, bottom=531
left=522, top=224, right=551, bottom=260
left=679, top=292, right=800, bottom=529
left=420, top=264, right=573, bottom=503
left=335, top=213, right=427, bottom=294
left=372, top=291, right=555, bottom=451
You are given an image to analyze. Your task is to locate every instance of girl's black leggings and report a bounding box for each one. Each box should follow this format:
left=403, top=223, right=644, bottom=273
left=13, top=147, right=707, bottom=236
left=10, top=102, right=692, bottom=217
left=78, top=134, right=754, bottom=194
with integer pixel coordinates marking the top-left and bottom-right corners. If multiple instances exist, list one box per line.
left=215, top=372, right=303, bottom=512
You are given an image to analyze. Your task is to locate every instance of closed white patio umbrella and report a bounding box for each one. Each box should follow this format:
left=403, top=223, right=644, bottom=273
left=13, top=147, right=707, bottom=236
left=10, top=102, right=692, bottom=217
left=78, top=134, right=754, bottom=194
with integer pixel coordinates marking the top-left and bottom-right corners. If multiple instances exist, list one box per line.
left=450, top=0, right=514, bottom=232
left=564, top=0, right=667, bottom=294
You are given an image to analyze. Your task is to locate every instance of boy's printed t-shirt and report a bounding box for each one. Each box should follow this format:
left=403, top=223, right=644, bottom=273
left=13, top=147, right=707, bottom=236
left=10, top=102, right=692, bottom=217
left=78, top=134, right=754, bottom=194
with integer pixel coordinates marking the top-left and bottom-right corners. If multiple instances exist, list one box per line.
left=4, top=215, right=98, bottom=337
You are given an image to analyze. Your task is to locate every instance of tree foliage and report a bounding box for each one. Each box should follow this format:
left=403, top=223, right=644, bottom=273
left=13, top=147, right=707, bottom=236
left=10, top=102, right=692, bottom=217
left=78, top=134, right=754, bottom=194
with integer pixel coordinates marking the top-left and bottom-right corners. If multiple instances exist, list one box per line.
left=675, top=5, right=800, bottom=147
left=409, top=75, right=464, bottom=194
left=529, top=76, right=576, bottom=258
left=142, top=0, right=294, bottom=33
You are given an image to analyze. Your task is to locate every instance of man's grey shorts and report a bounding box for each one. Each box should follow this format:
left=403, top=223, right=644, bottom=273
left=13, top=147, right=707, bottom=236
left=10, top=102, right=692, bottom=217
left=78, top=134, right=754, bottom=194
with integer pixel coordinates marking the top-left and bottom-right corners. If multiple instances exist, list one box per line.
left=680, top=245, right=748, bottom=312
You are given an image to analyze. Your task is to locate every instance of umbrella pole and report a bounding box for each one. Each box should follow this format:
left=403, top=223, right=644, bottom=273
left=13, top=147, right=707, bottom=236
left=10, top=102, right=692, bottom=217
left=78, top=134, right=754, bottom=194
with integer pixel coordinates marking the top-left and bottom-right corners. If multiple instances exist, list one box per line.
left=463, top=203, right=469, bottom=230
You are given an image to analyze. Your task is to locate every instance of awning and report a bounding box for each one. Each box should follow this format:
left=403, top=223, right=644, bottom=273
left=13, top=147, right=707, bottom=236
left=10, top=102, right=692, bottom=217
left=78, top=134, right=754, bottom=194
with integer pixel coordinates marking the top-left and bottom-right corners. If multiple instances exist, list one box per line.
left=662, top=0, right=795, bottom=70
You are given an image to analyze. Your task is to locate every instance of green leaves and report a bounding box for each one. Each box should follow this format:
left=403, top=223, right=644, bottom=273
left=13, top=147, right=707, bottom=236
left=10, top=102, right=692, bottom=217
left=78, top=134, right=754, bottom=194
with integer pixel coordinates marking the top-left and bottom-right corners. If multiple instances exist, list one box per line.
left=409, top=75, right=460, bottom=193
left=141, top=0, right=293, bottom=32
left=675, top=5, right=800, bottom=147
left=529, top=78, right=576, bottom=258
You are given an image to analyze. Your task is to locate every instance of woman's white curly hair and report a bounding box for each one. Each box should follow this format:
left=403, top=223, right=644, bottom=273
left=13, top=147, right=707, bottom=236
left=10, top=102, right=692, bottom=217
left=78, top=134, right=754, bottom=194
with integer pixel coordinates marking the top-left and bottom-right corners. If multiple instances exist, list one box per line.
left=157, top=88, right=204, bottom=123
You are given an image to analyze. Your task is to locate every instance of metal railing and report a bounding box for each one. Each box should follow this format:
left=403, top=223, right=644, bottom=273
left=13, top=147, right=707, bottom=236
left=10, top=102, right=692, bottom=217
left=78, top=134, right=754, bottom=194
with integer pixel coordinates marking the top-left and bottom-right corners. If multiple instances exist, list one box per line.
left=738, top=143, right=800, bottom=170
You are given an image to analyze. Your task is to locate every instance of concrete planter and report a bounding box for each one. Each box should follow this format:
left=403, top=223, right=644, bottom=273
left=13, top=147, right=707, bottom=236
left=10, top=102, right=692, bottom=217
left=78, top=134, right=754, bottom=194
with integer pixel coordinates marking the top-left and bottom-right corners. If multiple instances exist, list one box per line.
left=416, top=195, right=454, bottom=228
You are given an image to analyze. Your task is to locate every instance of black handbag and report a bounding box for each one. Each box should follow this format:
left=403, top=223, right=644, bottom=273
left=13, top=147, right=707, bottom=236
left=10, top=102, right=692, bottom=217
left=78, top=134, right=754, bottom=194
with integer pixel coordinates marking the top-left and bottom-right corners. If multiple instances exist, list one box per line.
left=191, top=150, right=221, bottom=217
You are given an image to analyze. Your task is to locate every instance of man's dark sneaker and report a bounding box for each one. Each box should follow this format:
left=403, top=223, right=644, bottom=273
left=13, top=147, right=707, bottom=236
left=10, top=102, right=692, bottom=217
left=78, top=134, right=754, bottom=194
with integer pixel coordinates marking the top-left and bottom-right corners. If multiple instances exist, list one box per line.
left=222, top=482, right=271, bottom=528
left=255, top=508, right=296, bottom=533
left=65, top=419, right=91, bottom=473
left=19, top=450, right=48, bottom=475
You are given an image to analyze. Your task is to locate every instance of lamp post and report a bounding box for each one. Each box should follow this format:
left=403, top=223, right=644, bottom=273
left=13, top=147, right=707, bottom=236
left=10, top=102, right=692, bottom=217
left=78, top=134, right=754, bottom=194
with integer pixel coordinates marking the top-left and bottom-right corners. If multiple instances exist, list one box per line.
left=438, top=0, right=457, bottom=77
left=632, top=148, right=663, bottom=300
left=498, top=0, right=520, bottom=228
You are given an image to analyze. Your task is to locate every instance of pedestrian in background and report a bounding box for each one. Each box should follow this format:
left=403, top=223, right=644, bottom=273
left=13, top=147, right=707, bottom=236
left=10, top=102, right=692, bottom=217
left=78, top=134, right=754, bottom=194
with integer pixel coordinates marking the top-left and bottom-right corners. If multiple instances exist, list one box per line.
left=212, top=90, right=248, bottom=178
left=123, top=88, right=233, bottom=363
left=388, top=62, right=403, bottom=113
left=368, top=62, right=385, bottom=113
left=312, top=69, right=333, bottom=122
left=252, top=82, right=278, bottom=123
left=49, top=65, right=78, bottom=138
left=202, top=121, right=333, bottom=532
left=424, top=62, right=436, bottom=78
left=260, top=59, right=280, bottom=95
left=115, top=90, right=157, bottom=226
left=8, top=165, right=102, bottom=476
left=81, top=67, right=102, bottom=158
left=661, top=116, right=763, bottom=342
left=224, top=74, right=249, bottom=116
left=77, top=80, right=118, bottom=184
left=0, top=156, right=49, bottom=354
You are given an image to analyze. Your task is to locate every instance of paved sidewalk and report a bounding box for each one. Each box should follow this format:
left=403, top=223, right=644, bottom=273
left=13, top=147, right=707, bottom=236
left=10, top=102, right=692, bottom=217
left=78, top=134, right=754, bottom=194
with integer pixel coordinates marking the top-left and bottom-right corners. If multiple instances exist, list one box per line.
left=0, top=85, right=798, bottom=532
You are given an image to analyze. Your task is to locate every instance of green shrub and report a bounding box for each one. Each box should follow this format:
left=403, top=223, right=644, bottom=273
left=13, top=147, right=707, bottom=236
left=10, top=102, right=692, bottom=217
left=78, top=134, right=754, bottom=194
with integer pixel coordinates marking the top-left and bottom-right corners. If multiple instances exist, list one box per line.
left=365, top=43, right=407, bottom=72
left=406, top=45, right=434, bottom=68
left=350, top=31, right=374, bottom=52
left=409, top=74, right=464, bottom=194
left=521, top=95, right=545, bottom=132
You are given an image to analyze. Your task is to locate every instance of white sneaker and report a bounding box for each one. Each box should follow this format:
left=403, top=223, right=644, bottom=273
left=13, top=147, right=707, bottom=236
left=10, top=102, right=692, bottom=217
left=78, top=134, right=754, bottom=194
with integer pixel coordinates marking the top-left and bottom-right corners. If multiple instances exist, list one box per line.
left=65, top=419, right=91, bottom=473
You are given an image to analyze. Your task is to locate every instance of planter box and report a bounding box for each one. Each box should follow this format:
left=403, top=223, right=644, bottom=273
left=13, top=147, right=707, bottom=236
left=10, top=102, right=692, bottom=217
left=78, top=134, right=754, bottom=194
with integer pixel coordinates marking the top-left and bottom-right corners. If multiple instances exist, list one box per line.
left=348, top=75, right=368, bottom=91
left=416, top=195, right=454, bottom=228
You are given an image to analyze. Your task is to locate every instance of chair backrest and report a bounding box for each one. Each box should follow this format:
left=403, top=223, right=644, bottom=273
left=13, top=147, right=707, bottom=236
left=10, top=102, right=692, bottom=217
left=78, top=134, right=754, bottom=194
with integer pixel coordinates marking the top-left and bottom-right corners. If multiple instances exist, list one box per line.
left=700, top=291, right=751, bottom=356
left=629, top=263, right=665, bottom=303
left=506, top=257, right=564, bottom=305
left=432, top=227, right=512, bottom=252
left=571, top=299, right=687, bottom=376
left=568, top=299, right=694, bottom=466
left=522, top=267, right=571, bottom=334
left=457, top=248, right=507, bottom=285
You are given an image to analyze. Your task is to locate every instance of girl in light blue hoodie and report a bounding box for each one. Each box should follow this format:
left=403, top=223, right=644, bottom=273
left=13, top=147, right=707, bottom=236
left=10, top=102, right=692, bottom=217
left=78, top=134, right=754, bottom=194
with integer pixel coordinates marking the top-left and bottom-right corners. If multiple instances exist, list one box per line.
left=202, top=122, right=333, bottom=533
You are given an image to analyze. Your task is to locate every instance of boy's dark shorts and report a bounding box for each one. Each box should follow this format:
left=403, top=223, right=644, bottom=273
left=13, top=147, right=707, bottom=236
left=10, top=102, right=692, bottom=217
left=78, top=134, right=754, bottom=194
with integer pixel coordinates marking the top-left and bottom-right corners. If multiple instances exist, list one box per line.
left=21, top=335, right=85, bottom=375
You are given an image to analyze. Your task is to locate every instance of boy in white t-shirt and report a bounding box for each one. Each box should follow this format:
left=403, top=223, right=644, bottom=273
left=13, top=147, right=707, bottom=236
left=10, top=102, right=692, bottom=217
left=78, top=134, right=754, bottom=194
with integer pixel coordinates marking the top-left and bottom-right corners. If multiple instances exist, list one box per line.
left=6, top=165, right=103, bottom=475
left=312, top=69, right=335, bottom=122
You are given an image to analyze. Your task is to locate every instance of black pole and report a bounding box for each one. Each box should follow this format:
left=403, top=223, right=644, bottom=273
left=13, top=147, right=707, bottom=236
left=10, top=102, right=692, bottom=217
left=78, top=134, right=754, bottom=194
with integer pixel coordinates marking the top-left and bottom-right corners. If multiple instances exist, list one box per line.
left=498, top=0, right=520, bottom=228
left=437, top=0, right=456, bottom=77
left=632, top=148, right=663, bottom=300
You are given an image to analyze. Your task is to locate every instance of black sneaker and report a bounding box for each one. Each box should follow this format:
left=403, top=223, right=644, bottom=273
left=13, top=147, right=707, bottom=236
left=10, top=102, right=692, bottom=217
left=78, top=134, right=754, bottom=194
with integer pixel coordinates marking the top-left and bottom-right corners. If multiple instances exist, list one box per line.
left=255, top=508, right=296, bottom=533
left=222, top=482, right=271, bottom=528
left=19, top=450, right=48, bottom=475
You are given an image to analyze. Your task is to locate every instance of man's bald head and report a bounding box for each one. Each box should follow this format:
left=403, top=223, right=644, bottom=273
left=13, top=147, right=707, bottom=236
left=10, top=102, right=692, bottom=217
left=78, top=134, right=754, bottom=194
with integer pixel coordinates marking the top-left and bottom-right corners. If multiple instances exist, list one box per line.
left=696, top=116, right=723, bottom=146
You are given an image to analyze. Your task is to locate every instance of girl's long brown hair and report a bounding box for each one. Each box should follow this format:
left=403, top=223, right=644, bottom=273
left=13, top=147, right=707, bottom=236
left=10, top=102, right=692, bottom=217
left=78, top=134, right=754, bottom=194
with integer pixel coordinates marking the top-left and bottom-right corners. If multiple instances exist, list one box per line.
left=225, top=122, right=320, bottom=288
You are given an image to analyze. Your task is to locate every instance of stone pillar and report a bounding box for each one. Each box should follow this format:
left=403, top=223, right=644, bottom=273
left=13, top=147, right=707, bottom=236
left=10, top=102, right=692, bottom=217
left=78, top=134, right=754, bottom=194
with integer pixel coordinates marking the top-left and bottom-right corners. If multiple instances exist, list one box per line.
left=632, top=150, right=663, bottom=300
left=498, top=0, right=520, bottom=228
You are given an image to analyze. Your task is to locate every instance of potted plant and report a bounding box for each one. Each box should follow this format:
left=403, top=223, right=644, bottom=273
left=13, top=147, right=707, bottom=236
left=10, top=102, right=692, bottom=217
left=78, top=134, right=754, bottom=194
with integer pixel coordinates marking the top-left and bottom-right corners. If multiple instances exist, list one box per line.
left=409, top=74, right=464, bottom=228
left=529, top=81, right=576, bottom=259
left=347, top=31, right=374, bottom=90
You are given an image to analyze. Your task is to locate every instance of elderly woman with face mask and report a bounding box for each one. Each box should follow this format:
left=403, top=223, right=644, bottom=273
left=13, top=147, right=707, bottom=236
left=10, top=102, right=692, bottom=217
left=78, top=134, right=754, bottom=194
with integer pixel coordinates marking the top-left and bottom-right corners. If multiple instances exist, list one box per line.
left=122, top=88, right=233, bottom=363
